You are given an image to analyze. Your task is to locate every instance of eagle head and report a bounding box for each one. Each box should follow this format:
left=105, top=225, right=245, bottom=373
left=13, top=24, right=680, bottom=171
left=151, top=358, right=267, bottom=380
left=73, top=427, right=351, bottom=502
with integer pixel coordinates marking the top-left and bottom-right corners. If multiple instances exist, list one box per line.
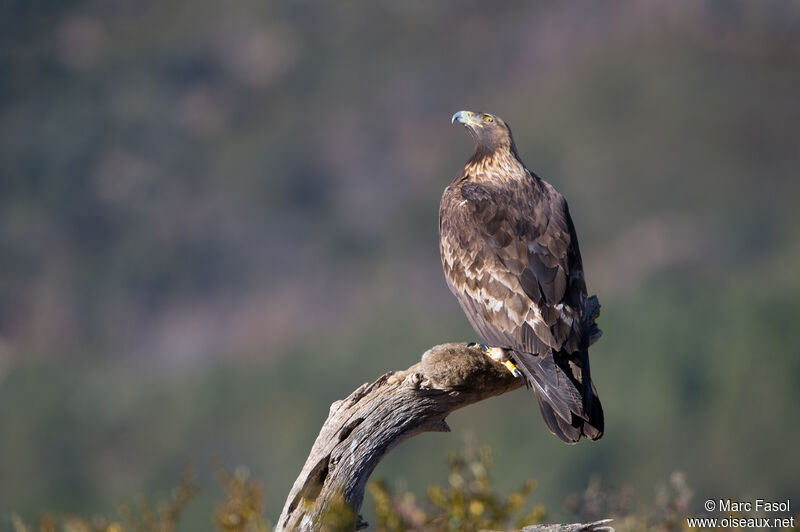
left=451, top=110, right=516, bottom=153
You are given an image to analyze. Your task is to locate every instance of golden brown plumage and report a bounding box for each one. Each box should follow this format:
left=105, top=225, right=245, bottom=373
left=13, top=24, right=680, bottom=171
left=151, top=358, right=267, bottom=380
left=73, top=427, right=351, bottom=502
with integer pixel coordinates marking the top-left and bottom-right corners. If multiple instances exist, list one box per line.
left=440, top=110, right=603, bottom=443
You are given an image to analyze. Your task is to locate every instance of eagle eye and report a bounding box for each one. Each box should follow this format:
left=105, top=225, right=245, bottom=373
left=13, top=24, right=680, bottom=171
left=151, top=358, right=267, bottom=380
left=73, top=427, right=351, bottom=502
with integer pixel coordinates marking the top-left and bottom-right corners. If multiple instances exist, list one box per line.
left=483, top=115, right=494, bottom=123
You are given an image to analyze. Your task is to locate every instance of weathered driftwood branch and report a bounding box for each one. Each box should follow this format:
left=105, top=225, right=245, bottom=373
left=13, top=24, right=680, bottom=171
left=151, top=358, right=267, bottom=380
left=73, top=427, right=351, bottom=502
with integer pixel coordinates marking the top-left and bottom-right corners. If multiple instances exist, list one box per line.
left=276, top=343, right=611, bottom=532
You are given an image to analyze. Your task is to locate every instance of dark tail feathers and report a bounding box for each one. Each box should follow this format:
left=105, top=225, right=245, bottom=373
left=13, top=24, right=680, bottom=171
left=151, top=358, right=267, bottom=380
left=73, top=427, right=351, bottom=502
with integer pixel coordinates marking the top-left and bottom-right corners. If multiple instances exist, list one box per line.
left=513, top=349, right=604, bottom=444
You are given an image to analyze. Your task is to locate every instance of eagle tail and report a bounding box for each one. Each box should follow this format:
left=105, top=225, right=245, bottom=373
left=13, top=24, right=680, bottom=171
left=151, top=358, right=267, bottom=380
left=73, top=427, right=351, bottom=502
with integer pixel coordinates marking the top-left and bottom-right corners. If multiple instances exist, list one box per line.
left=512, top=350, right=604, bottom=444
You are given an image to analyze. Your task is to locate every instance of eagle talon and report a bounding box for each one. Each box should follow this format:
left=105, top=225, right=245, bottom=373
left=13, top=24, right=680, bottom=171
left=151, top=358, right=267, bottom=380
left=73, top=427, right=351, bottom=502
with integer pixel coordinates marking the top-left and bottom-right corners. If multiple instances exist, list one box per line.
left=471, top=342, right=528, bottom=383
left=502, top=359, right=519, bottom=376
left=466, top=342, right=489, bottom=353
left=502, top=360, right=529, bottom=386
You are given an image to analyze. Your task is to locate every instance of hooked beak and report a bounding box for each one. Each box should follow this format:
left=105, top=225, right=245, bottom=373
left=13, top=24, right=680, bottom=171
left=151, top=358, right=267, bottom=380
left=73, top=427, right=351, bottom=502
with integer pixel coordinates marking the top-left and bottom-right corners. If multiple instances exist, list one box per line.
left=451, top=110, right=482, bottom=127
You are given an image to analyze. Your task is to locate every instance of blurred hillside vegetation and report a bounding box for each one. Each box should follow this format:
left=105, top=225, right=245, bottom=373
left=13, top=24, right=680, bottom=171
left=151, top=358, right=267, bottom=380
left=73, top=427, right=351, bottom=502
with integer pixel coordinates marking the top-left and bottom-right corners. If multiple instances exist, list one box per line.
left=12, top=445, right=707, bottom=532
left=1, top=0, right=800, bottom=529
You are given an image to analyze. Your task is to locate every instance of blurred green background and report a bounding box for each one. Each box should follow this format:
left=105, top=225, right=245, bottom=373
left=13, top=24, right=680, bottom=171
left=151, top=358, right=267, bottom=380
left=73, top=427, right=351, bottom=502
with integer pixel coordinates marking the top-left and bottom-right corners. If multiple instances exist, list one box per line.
left=2, top=0, right=799, bottom=528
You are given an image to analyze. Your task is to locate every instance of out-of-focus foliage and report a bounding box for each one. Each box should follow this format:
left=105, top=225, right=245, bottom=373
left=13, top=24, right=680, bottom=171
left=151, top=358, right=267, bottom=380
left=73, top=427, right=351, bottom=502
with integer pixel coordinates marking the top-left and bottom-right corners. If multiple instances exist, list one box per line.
left=369, top=444, right=545, bottom=532
left=17, top=445, right=787, bottom=532
left=2, top=0, right=800, bottom=528
left=12, top=467, right=200, bottom=532
left=212, top=462, right=270, bottom=532
left=116, top=467, right=199, bottom=532
left=565, top=472, right=692, bottom=532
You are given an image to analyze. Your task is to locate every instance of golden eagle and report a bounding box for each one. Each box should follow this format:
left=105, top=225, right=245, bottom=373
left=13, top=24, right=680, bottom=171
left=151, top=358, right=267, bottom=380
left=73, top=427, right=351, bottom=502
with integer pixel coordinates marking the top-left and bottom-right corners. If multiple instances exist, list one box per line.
left=440, top=110, right=603, bottom=443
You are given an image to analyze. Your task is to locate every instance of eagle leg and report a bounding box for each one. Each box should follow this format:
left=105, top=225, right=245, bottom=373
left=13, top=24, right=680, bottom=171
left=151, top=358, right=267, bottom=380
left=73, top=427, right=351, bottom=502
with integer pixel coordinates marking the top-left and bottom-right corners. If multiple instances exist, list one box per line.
left=467, top=343, right=527, bottom=383
left=502, top=360, right=525, bottom=380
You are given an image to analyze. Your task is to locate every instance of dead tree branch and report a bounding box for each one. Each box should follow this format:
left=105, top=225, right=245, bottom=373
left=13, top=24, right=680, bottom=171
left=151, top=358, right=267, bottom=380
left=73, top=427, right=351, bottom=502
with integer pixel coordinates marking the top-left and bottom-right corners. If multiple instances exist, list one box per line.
left=276, top=342, right=611, bottom=532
